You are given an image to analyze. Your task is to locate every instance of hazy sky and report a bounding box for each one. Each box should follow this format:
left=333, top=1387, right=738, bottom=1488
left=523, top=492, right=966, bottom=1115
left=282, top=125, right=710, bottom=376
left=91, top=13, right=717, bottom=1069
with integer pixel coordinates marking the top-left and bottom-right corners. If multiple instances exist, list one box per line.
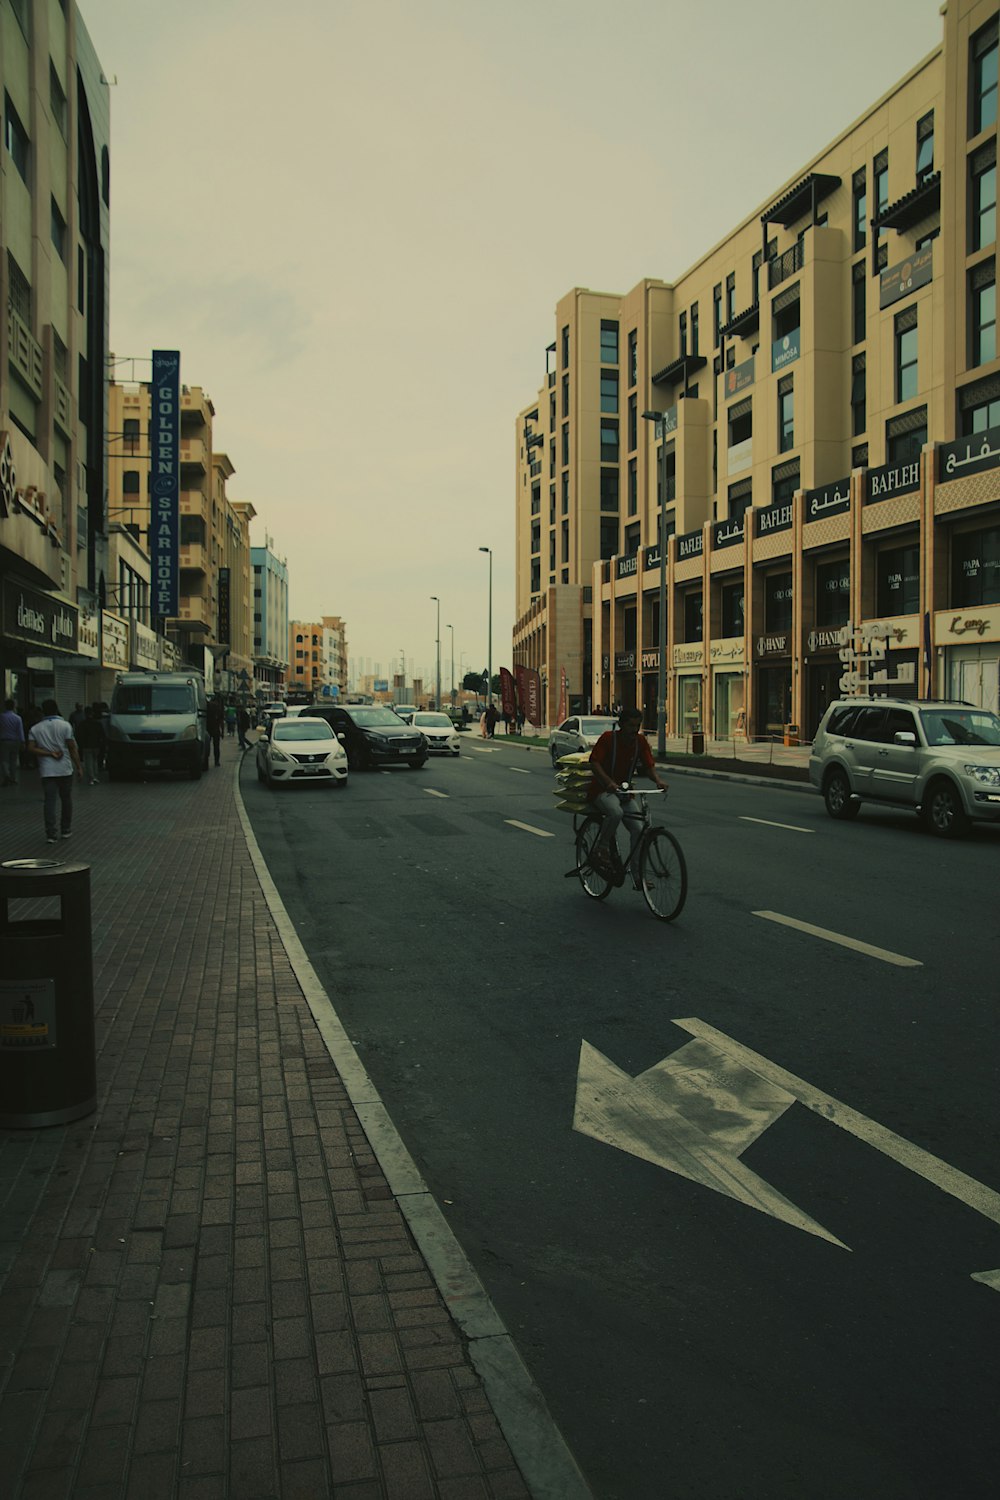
left=80, top=0, right=943, bottom=688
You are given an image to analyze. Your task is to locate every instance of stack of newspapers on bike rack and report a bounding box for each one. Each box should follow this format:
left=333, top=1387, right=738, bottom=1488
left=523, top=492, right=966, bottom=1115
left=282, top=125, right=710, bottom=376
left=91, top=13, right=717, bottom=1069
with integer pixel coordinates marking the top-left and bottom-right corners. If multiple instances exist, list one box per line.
left=552, top=752, right=591, bottom=815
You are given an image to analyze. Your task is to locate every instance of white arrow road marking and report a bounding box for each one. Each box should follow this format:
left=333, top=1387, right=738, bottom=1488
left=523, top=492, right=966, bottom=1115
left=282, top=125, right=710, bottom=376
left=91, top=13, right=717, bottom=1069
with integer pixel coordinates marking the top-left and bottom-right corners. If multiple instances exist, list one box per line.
left=740, top=817, right=813, bottom=834
left=574, top=1039, right=848, bottom=1248
left=504, top=819, right=555, bottom=839
left=673, top=1017, right=1000, bottom=1283
left=754, top=910, right=922, bottom=967
left=423, top=788, right=449, bottom=798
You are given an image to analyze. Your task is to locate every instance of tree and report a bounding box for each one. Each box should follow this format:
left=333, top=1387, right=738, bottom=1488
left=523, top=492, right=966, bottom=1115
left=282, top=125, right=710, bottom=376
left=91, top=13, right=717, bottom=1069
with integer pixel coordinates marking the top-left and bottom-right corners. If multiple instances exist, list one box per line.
left=461, top=671, right=483, bottom=693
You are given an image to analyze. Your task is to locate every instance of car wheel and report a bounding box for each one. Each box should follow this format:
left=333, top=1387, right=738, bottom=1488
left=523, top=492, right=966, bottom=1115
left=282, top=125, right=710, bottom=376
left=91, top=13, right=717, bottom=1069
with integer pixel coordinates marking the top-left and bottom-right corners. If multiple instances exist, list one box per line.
left=550, top=744, right=561, bottom=766
left=823, top=768, right=858, bottom=820
left=922, top=778, right=970, bottom=839
left=409, top=757, right=427, bottom=769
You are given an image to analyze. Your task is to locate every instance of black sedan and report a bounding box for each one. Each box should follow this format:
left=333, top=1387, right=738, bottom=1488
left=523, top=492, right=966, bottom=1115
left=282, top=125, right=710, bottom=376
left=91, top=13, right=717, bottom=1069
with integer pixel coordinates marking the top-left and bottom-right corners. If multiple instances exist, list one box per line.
left=308, top=704, right=428, bottom=770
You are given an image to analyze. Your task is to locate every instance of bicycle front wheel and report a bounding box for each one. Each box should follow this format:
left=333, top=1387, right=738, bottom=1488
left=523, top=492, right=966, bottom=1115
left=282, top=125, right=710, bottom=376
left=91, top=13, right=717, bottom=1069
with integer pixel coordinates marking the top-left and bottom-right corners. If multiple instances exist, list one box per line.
left=575, top=816, right=613, bottom=901
left=639, top=828, right=687, bottom=921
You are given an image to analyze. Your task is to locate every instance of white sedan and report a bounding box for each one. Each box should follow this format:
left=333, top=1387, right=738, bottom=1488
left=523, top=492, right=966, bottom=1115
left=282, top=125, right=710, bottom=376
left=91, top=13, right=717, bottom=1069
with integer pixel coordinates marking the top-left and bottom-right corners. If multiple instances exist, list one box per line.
left=410, top=711, right=461, bottom=756
left=547, top=715, right=618, bottom=766
left=256, top=716, right=348, bottom=787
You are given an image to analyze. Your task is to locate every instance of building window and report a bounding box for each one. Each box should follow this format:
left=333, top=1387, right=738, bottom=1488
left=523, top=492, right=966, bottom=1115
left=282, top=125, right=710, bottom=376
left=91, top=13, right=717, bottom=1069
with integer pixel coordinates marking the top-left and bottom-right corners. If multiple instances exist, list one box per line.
left=852, top=261, right=866, bottom=344
left=561, top=374, right=569, bottom=418
left=971, top=260, right=996, bottom=366
left=600, top=370, right=619, bottom=413
left=600, top=320, right=619, bottom=364
left=971, top=19, right=999, bottom=137
left=971, top=143, right=997, bottom=252
left=853, top=168, right=867, bottom=252
left=600, top=516, right=618, bottom=560
left=561, top=471, right=569, bottom=510
left=713, top=285, right=722, bottom=347
left=122, top=470, right=141, bottom=495
left=877, top=544, right=920, bottom=616
left=123, top=417, right=140, bottom=453
left=4, top=93, right=30, bottom=185
left=678, top=311, right=688, bottom=356
left=895, top=308, right=918, bottom=403
left=600, top=420, right=619, bottom=463
left=683, top=592, right=703, bottom=643
left=874, top=149, right=889, bottom=243
left=49, top=63, right=67, bottom=139
left=9, top=0, right=29, bottom=41
left=561, top=325, right=569, bottom=368
left=561, top=423, right=569, bottom=467
left=772, top=461, right=799, bottom=508
left=627, top=394, right=637, bottom=452
left=627, top=329, right=637, bottom=388
left=886, top=405, right=927, bottom=465
left=624, top=523, right=640, bottom=557
left=50, top=198, right=67, bottom=262
left=778, top=379, right=794, bottom=453
left=852, top=355, right=866, bottom=436
left=852, top=442, right=869, bottom=468
left=7, top=252, right=31, bottom=324
left=728, top=397, right=752, bottom=453
left=657, top=444, right=676, bottom=505
left=721, top=582, right=744, bottom=638
left=549, top=534, right=556, bottom=572
left=765, top=572, right=793, bottom=633
left=916, top=111, right=934, bottom=184
left=627, top=458, right=637, bottom=516
left=952, top=525, right=1000, bottom=606
left=815, top=559, right=850, bottom=628
left=958, top=371, right=1000, bottom=433
left=600, top=468, right=619, bottom=511
left=725, top=272, right=736, bottom=324
left=691, top=302, right=700, bottom=355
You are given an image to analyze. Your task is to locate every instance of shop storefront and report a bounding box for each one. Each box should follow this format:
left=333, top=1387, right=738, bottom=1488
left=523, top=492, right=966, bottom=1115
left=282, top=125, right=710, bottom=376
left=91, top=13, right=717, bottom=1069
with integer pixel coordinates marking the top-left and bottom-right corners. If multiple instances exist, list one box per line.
left=937, top=604, right=1000, bottom=711
left=614, top=649, right=636, bottom=711
left=99, top=610, right=129, bottom=700
left=754, top=634, right=791, bottom=737
left=804, top=628, right=845, bottom=737
left=709, top=638, right=746, bottom=737
left=1, top=579, right=80, bottom=712
left=673, top=644, right=704, bottom=735
left=640, top=648, right=660, bottom=732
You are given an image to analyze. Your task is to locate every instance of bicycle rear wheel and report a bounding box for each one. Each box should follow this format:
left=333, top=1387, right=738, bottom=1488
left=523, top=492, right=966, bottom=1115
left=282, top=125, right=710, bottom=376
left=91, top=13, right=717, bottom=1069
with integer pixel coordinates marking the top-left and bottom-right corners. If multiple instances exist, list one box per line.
left=639, top=828, right=687, bottom=921
left=575, top=816, right=613, bottom=901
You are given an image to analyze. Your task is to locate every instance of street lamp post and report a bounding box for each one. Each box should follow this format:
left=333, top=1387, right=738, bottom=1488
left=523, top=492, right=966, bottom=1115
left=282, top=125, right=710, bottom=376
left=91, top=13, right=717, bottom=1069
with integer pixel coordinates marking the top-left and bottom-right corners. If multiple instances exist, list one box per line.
left=430, top=597, right=441, bottom=710
left=478, top=546, right=492, bottom=709
left=641, top=411, right=669, bottom=760
left=445, top=624, right=454, bottom=704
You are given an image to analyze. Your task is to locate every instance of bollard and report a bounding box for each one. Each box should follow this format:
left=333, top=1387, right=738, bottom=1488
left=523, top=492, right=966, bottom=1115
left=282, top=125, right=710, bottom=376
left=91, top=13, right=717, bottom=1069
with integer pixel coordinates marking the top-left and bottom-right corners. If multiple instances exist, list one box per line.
left=0, top=859, right=96, bottom=1127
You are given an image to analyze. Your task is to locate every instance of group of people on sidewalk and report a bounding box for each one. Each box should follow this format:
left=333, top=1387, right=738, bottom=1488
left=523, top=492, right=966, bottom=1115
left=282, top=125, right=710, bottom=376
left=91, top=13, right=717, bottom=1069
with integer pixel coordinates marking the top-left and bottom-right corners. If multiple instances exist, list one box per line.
left=1, top=698, right=85, bottom=842
left=479, top=703, right=525, bottom=738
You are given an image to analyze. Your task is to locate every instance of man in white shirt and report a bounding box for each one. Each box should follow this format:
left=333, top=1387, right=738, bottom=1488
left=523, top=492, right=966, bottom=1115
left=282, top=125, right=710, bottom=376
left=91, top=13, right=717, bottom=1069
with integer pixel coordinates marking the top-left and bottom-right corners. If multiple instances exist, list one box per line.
left=28, top=699, right=83, bottom=844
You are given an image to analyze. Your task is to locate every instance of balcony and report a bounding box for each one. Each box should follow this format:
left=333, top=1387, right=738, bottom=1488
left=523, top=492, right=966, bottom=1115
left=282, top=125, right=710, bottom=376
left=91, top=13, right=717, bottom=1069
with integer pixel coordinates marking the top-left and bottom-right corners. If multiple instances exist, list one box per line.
left=181, top=388, right=213, bottom=428
left=768, top=240, right=805, bottom=291
left=651, top=352, right=707, bottom=389
left=873, top=171, right=941, bottom=233
left=8, top=308, right=43, bottom=398
left=180, top=487, right=210, bottom=522
left=177, top=592, right=211, bottom=630
left=180, top=438, right=207, bottom=474
left=54, top=376, right=72, bottom=436
left=720, top=303, right=760, bottom=340
left=179, top=542, right=208, bottom=575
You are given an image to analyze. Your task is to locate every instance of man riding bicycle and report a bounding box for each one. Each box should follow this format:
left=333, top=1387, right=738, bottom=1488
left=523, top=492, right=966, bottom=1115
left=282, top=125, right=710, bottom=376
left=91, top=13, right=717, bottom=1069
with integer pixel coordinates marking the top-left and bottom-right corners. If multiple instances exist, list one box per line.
left=587, top=707, right=668, bottom=883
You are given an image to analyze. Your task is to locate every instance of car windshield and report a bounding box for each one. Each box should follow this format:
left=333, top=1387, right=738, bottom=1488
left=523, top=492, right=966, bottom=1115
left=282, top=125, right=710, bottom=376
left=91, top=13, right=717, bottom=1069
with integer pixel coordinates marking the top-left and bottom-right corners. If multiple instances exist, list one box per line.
left=351, top=708, right=410, bottom=727
left=412, top=714, right=452, bottom=728
left=273, top=721, right=333, bottom=741
left=111, top=684, right=195, bottom=715
left=580, top=718, right=617, bottom=735
left=920, top=709, right=1000, bottom=747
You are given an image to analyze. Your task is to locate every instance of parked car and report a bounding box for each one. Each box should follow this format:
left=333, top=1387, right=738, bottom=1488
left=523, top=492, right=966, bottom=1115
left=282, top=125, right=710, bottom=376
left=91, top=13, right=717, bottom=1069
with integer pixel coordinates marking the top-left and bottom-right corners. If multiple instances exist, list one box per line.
left=547, top=715, right=618, bottom=767
left=255, top=716, right=348, bottom=788
left=808, top=697, right=1000, bottom=838
left=410, top=711, right=461, bottom=756
left=308, top=704, right=428, bottom=770
left=259, top=701, right=287, bottom=726
left=392, top=704, right=418, bottom=723
left=106, top=672, right=210, bottom=781
left=282, top=704, right=315, bottom=719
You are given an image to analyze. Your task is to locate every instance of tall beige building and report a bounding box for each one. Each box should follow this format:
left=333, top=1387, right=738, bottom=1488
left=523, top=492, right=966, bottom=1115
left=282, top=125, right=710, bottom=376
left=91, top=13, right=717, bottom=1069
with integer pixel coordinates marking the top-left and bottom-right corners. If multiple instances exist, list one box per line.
left=515, top=0, right=1000, bottom=736
left=288, top=615, right=348, bottom=699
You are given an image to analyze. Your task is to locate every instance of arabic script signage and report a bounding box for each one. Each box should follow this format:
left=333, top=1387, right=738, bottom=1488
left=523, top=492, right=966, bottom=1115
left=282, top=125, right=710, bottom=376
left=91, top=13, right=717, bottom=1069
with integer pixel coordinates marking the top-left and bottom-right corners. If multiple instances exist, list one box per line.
left=934, top=603, right=1000, bottom=645
left=151, top=349, right=181, bottom=619
left=712, top=516, right=744, bottom=550
left=709, top=636, right=744, bottom=664
left=879, top=244, right=933, bottom=310
left=866, top=459, right=920, bottom=504
left=804, top=477, right=851, bottom=520
left=102, top=611, right=129, bottom=669
left=938, top=428, right=1000, bottom=482
left=614, top=650, right=636, bottom=672
left=3, top=582, right=79, bottom=653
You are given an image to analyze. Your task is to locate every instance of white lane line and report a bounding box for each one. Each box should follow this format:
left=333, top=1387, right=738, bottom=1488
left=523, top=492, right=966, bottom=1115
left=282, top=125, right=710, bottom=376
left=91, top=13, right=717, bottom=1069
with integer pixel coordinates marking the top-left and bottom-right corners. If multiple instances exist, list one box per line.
left=673, top=1017, right=1000, bottom=1231
left=423, top=788, right=449, bottom=799
left=754, top=910, right=922, bottom=968
left=471, top=745, right=496, bottom=753
left=508, top=767, right=531, bottom=775
left=505, top=819, right=555, bottom=839
left=740, top=816, right=813, bottom=834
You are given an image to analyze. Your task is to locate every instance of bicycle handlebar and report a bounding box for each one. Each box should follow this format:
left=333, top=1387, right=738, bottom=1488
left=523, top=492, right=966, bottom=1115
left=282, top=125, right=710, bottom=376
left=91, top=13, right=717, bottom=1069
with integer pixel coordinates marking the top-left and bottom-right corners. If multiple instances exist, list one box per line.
left=617, top=784, right=666, bottom=796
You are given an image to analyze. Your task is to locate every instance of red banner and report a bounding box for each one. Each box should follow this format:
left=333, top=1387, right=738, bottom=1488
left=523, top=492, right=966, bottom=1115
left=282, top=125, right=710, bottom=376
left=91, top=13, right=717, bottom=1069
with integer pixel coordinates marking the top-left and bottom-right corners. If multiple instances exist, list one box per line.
left=499, top=667, right=516, bottom=720
left=514, top=665, right=542, bottom=727
left=557, top=667, right=568, bottom=724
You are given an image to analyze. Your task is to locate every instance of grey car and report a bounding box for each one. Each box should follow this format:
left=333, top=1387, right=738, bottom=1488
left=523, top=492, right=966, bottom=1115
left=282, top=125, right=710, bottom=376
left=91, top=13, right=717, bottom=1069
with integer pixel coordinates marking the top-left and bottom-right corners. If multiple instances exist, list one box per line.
left=548, top=715, right=618, bottom=767
left=808, top=697, right=1000, bottom=838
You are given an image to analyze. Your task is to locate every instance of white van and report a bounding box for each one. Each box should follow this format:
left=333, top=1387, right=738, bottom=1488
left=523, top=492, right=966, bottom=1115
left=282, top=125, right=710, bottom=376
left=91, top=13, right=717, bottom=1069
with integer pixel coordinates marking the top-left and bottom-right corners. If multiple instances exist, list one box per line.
left=106, top=672, right=210, bottom=780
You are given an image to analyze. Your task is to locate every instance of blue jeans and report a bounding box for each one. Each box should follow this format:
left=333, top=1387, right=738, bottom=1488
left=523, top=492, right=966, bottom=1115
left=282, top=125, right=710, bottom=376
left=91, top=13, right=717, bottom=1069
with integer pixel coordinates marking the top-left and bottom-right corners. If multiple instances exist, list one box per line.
left=42, top=775, right=74, bottom=837
left=0, top=741, right=20, bottom=785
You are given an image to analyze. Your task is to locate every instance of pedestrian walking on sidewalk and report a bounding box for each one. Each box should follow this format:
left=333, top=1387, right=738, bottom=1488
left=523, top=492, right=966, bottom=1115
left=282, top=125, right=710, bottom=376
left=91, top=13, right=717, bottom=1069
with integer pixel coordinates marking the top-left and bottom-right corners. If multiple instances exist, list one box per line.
left=207, top=695, right=225, bottom=766
left=76, top=704, right=106, bottom=784
left=1, top=697, right=25, bottom=786
left=225, top=703, right=237, bottom=738
left=236, top=704, right=251, bottom=750
left=28, top=699, right=82, bottom=842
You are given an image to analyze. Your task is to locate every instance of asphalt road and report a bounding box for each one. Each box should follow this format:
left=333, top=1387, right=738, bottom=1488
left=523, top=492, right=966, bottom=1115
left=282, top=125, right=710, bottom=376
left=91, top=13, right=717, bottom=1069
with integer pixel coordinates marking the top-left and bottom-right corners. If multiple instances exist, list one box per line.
left=242, top=736, right=1000, bottom=1500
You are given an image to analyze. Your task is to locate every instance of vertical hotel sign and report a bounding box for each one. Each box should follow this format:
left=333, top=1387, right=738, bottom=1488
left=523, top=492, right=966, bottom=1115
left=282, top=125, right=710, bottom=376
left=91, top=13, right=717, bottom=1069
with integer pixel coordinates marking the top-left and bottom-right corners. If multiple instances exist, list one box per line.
left=151, top=350, right=180, bottom=619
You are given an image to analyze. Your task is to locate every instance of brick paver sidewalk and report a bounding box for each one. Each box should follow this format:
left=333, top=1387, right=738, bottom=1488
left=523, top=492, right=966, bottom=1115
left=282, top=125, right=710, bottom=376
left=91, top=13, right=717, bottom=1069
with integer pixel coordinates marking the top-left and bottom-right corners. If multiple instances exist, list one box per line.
left=0, top=757, right=531, bottom=1499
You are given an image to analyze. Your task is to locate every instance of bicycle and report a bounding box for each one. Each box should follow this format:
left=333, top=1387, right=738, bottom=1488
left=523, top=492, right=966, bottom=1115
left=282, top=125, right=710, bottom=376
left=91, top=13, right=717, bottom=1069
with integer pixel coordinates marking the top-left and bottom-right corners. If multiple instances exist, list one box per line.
left=571, top=787, right=687, bottom=921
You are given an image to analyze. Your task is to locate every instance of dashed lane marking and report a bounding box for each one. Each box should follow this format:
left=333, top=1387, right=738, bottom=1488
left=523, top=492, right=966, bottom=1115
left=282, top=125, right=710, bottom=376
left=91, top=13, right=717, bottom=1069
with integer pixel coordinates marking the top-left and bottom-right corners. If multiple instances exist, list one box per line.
left=754, top=910, right=922, bottom=968
left=508, top=767, right=530, bottom=775
left=423, top=788, right=449, bottom=798
left=505, top=819, right=555, bottom=839
left=740, top=816, right=813, bottom=834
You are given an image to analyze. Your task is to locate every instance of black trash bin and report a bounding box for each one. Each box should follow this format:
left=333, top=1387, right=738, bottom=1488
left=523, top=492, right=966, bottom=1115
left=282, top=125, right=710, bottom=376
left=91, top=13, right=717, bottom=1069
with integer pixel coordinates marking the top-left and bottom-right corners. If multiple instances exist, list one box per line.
left=690, top=730, right=706, bottom=755
left=0, top=859, right=96, bottom=1128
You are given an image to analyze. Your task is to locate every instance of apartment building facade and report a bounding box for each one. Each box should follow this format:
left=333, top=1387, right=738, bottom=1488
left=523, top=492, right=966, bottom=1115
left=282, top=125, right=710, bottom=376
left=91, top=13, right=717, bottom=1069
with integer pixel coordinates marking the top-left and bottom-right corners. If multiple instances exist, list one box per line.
left=251, top=537, right=289, bottom=700
left=0, top=0, right=111, bottom=710
left=514, top=0, right=1000, bottom=736
left=288, top=615, right=348, bottom=700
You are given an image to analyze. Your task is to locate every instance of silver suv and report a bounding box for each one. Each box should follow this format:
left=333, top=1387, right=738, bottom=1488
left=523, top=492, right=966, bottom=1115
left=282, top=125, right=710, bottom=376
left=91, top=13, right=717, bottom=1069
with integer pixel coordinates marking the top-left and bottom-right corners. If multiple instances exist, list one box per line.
left=809, top=698, right=1000, bottom=838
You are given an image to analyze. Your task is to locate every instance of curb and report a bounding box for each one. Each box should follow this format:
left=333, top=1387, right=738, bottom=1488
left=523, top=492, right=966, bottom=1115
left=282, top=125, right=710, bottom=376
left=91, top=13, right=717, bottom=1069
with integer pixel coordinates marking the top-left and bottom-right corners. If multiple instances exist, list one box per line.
left=232, top=760, right=593, bottom=1500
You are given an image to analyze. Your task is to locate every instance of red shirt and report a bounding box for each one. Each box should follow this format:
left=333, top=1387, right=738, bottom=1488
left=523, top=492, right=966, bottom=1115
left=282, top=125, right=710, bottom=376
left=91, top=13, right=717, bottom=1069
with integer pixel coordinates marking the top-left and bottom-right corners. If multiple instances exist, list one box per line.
left=587, top=729, right=655, bottom=801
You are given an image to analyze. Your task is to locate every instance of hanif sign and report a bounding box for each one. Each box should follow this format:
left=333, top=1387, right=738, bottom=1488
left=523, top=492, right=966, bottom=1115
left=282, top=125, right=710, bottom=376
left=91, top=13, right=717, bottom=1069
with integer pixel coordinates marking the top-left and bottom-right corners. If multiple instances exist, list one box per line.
left=151, top=350, right=180, bottom=619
